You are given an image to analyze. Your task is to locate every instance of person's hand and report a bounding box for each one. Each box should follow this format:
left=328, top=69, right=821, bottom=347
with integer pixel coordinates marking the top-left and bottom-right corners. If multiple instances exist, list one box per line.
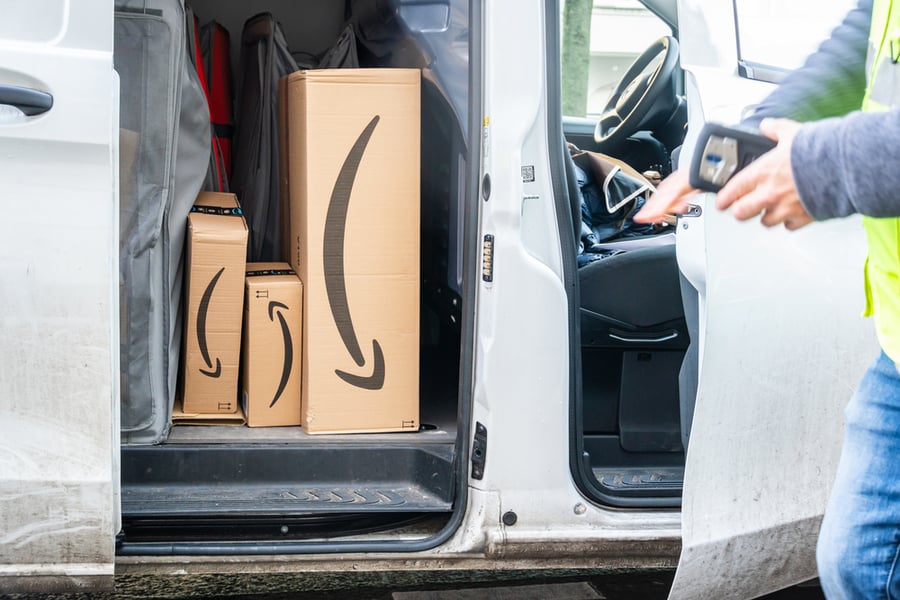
left=715, top=118, right=813, bottom=231
left=633, top=168, right=700, bottom=224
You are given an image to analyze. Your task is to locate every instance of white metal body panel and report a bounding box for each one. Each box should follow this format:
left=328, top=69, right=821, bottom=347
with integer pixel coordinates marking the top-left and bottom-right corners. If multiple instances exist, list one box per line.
left=0, top=0, right=118, bottom=592
left=670, top=1, right=878, bottom=598
left=469, top=0, right=682, bottom=560
left=6, top=0, right=881, bottom=594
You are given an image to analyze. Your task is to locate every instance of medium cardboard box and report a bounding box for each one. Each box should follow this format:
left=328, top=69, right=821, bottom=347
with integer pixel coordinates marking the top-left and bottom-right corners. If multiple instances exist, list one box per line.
left=241, top=262, right=303, bottom=427
left=182, top=192, right=248, bottom=414
left=283, top=68, right=420, bottom=434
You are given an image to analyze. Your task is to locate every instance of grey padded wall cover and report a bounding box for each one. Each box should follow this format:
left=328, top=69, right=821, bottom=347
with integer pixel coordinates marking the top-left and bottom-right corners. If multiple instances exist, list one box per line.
left=230, top=13, right=299, bottom=262
left=116, top=0, right=210, bottom=444
left=186, top=5, right=229, bottom=194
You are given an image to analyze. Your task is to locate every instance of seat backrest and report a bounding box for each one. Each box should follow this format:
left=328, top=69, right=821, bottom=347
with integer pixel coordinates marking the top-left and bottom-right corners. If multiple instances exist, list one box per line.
left=563, top=144, right=583, bottom=253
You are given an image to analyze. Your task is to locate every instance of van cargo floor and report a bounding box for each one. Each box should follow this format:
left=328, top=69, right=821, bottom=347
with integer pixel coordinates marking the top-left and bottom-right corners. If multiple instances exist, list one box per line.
left=162, top=412, right=457, bottom=443
left=121, top=441, right=455, bottom=519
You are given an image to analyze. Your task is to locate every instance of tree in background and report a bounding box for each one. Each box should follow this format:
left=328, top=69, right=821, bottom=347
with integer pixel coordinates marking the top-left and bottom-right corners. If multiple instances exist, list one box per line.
left=561, top=0, right=593, bottom=117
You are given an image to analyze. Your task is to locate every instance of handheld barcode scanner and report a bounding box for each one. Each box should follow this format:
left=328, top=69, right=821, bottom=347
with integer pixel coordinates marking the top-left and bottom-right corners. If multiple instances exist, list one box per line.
left=689, top=122, right=777, bottom=193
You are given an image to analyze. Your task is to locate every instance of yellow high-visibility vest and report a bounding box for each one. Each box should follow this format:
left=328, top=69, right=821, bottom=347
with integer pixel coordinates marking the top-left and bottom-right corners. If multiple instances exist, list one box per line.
left=860, top=0, right=900, bottom=360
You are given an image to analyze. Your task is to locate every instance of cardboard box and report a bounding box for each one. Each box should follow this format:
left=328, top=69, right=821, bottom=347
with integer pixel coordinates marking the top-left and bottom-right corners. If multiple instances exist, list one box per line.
left=172, top=398, right=247, bottom=427
left=182, top=192, right=248, bottom=414
left=283, top=68, right=420, bottom=434
left=241, top=262, right=303, bottom=427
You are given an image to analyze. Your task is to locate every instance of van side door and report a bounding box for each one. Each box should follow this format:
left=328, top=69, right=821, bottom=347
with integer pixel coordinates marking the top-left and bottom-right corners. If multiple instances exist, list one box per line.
left=669, top=0, right=872, bottom=598
left=0, top=0, right=119, bottom=592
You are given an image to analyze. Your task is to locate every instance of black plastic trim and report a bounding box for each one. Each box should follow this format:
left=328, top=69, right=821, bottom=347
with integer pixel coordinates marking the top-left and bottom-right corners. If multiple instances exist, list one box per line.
left=0, top=85, right=53, bottom=116
left=117, top=0, right=482, bottom=557
left=737, top=60, right=788, bottom=84
left=123, top=513, right=437, bottom=543
left=470, top=422, right=487, bottom=480
left=731, top=0, right=788, bottom=84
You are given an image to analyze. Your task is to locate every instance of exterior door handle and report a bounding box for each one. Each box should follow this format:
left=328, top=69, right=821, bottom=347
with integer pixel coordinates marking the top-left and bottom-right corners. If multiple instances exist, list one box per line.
left=0, top=85, right=53, bottom=116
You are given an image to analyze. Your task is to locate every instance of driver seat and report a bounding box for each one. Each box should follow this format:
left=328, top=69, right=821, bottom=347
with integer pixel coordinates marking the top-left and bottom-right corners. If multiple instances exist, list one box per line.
left=566, top=147, right=688, bottom=454
left=564, top=148, right=685, bottom=343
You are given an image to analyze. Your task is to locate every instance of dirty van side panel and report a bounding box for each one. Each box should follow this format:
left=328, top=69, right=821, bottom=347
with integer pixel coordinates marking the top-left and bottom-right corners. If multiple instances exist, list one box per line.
left=670, top=0, right=876, bottom=598
left=0, top=0, right=118, bottom=591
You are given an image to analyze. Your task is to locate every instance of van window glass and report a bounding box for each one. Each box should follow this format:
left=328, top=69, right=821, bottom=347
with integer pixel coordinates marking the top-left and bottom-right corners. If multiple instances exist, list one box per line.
left=733, top=0, right=856, bottom=80
left=561, top=0, right=671, bottom=117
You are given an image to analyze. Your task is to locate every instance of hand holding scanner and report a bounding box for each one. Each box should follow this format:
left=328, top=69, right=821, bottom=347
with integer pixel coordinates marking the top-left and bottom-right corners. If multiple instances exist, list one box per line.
left=689, top=122, right=777, bottom=193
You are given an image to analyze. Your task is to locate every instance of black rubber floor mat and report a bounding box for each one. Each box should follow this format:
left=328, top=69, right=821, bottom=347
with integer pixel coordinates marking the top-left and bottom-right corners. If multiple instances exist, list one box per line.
left=123, top=485, right=451, bottom=516
left=122, top=443, right=454, bottom=517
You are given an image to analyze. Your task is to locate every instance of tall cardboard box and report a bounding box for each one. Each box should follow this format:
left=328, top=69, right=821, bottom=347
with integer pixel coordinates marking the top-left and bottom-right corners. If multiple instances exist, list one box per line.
left=242, top=263, right=303, bottom=427
left=182, top=192, right=248, bottom=414
left=284, top=68, right=420, bottom=434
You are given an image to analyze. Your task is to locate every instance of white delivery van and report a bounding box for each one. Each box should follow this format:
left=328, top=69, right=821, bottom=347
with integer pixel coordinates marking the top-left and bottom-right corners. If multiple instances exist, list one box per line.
left=0, top=0, right=870, bottom=598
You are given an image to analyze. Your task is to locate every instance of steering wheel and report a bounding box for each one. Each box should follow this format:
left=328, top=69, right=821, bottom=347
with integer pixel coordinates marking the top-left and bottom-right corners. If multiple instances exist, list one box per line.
left=594, top=36, right=680, bottom=149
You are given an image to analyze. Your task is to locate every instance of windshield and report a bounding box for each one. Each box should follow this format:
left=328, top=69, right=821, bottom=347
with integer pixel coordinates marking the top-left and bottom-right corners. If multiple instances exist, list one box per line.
left=562, top=0, right=671, bottom=117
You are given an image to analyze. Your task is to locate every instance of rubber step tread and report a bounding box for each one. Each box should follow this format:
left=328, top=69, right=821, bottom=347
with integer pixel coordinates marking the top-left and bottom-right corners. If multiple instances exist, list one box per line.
left=592, top=467, right=684, bottom=497
left=123, top=485, right=450, bottom=516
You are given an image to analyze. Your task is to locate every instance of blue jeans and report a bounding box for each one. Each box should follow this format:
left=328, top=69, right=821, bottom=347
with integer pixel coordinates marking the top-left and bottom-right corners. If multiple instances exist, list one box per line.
left=818, top=351, right=900, bottom=598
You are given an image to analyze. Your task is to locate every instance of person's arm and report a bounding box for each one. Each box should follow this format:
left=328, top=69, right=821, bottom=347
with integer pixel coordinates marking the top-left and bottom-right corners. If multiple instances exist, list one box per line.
left=720, top=0, right=887, bottom=225
left=711, top=109, right=900, bottom=228
left=743, top=0, right=871, bottom=126
left=636, top=0, right=873, bottom=224
left=791, top=109, right=900, bottom=220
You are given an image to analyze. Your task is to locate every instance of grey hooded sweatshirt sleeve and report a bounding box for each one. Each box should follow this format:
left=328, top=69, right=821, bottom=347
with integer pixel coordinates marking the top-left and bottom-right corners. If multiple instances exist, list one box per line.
left=741, top=0, right=900, bottom=221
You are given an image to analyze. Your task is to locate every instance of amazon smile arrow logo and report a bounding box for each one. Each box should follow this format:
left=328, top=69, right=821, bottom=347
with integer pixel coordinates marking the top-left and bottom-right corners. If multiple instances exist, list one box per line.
left=324, top=115, right=385, bottom=391
left=267, top=301, right=293, bottom=408
left=197, top=267, right=224, bottom=378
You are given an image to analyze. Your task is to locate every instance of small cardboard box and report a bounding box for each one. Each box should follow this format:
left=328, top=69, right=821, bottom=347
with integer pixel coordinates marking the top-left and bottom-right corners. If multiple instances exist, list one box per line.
left=241, top=262, right=303, bottom=427
left=172, top=398, right=247, bottom=427
left=283, top=68, right=420, bottom=434
left=182, top=192, right=248, bottom=414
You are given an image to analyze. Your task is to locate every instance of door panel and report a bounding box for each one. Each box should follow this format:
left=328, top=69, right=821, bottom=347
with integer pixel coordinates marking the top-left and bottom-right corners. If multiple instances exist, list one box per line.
left=670, top=1, right=876, bottom=598
left=0, top=0, right=118, bottom=592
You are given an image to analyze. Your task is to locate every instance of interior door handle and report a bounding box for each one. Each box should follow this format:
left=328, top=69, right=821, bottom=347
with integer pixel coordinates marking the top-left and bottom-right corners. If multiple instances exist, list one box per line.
left=0, top=85, right=53, bottom=116
left=608, top=328, right=679, bottom=344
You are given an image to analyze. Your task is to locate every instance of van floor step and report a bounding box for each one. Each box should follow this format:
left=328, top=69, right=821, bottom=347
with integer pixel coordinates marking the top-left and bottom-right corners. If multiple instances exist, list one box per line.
left=120, top=512, right=450, bottom=543
left=123, top=485, right=451, bottom=516
left=591, top=467, right=683, bottom=498
left=121, top=443, right=455, bottom=517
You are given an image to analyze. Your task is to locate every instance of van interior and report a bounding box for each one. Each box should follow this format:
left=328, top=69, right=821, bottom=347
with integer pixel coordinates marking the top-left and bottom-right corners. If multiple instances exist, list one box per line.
left=117, top=0, right=691, bottom=551
left=562, top=28, right=691, bottom=509
left=118, top=0, right=469, bottom=547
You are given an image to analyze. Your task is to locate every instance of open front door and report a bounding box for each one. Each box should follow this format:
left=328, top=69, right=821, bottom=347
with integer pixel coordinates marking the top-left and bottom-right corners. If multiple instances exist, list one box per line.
left=669, top=0, right=871, bottom=598
left=0, top=0, right=118, bottom=592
